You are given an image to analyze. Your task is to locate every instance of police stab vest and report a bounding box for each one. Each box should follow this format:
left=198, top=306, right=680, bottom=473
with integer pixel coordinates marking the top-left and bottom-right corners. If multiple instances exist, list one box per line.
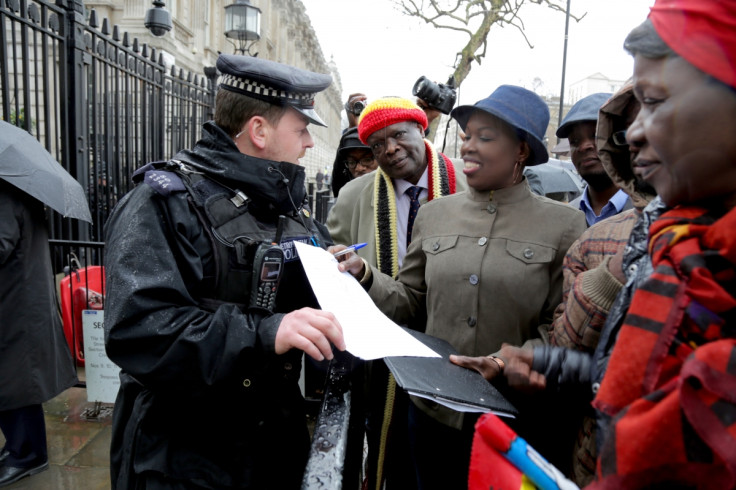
left=136, top=159, right=326, bottom=313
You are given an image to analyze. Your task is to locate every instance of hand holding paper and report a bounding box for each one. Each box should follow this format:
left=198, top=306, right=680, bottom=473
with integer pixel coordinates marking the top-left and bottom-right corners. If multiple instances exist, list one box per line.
left=294, top=241, right=438, bottom=360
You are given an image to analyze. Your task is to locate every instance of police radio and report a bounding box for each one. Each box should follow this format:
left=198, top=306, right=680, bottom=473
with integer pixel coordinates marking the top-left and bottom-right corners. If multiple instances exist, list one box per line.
left=249, top=216, right=286, bottom=311
left=249, top=243, right=284, bottom=310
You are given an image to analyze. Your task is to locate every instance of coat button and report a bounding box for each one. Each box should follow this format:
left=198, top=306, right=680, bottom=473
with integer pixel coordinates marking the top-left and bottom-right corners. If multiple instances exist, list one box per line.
left=592, top=382, right=600, bottom=394
left=469, top=274, right=478, bottom=285
left=432, top=242, right=440, bottom=251
left=523, top=248, right=534, bottom=259
left=242, top=379, right=251, bottom=388
left=284, top=362, right=292, bottom=371
left=467, top=317, right=477, bottom=327
left=478, top=237, right=487, bottom=246
left=487, top=204, right=497, bottom=214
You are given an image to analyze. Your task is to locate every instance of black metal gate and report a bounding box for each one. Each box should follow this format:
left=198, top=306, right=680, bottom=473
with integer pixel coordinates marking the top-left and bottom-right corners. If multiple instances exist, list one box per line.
left=1, top=0, right=214, bottom=252
left=1, top=0, right=215, bottom=375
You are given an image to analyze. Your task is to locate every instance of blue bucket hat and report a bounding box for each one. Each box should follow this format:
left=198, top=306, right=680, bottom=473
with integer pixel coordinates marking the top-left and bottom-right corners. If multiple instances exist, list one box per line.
left=555, top=92, right=612, bottom=138
left=451, top=85, right=550, bottom=166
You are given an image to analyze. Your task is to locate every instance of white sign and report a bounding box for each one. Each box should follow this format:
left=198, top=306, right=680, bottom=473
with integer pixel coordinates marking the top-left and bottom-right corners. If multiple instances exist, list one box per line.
left=82, top=310, right=121, bottom=403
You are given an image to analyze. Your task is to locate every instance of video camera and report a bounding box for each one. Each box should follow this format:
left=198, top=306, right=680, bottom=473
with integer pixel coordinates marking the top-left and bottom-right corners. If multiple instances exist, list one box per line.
left=345, top=99, right=366, bottom=117
left=412, top=75, right=457, bottom=115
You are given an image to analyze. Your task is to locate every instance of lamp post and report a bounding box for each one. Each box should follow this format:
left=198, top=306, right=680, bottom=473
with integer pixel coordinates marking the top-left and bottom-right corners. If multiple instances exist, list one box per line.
left=144, top=0, right=172, bottom=37
left=557, top=0, right=571, bottom=138
left=224, top=0, right=262, bottom=56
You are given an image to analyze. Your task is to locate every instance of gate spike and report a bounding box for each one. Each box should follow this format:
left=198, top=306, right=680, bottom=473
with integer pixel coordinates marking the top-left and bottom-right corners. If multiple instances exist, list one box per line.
left=89, top=9, right=99, bottom=29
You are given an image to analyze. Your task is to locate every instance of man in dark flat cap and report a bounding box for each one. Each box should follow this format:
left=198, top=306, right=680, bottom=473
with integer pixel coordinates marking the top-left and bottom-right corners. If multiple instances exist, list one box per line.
left=104, top=54, right=346, bottom=489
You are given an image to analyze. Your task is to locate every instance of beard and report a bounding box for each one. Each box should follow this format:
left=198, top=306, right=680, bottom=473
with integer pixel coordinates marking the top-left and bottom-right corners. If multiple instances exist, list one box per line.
left=582, top=169, right=615, bottom=192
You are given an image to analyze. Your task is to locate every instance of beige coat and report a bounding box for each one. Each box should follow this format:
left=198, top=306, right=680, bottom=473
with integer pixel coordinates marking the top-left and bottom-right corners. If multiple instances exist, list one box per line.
left=368, top=181, right=586, bottom=427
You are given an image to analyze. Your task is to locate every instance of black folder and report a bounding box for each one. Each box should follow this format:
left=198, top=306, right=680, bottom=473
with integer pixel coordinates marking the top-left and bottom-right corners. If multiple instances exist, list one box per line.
left=384, top=328, right=518, bottom=416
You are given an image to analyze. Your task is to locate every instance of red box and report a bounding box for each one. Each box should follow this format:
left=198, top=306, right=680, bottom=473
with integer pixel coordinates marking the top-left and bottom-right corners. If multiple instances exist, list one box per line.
left=59, top=266, right=105, bottom=366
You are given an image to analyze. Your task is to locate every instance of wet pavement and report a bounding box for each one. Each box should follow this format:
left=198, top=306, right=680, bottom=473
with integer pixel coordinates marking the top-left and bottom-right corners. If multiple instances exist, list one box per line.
left=0, top=369, right=113, bottom=490
left=0, top=368, right=327, bottom=489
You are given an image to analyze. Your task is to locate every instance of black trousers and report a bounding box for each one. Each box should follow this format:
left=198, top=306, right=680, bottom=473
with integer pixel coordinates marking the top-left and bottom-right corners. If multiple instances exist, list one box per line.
left=0, top=404, right=48, bottom=467
left=407, top=402, right=479, bottom=490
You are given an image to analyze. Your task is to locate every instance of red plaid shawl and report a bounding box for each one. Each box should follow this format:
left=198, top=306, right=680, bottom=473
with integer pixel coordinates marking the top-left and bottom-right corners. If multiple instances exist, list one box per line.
left=591, top=205, right=736, bottom=489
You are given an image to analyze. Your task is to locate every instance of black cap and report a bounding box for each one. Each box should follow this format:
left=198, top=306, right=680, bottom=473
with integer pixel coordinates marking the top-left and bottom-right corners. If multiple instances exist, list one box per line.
left=337, top=127, right=370, bottom=158
left=216, top=54, right=332, bottom=127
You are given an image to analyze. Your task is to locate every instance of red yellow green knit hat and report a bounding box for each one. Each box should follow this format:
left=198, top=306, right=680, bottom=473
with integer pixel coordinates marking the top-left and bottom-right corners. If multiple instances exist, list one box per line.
left=357, top=97, right=428, bottom=144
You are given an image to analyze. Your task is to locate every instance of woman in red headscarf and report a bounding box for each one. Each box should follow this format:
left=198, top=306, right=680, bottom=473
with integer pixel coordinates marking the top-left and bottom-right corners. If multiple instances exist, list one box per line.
left=590, top=1, right=736, bottom=488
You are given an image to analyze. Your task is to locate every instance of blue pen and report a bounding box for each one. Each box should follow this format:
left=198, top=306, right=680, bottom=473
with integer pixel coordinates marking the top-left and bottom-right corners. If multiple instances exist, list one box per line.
left=333, top=242, right=367, bottom=258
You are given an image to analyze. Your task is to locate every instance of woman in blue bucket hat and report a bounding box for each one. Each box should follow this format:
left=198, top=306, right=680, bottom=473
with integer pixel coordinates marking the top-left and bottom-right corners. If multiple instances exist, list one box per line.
left=343, top=85, right=586, bottom=488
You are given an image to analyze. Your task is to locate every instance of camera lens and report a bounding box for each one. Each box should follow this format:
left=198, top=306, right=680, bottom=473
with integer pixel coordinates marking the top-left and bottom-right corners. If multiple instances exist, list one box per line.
left=352, top=100, right=366, bottom=116
left=412, top=76, right=440, bottom=104
left=412, top=77, right=427, bottom=96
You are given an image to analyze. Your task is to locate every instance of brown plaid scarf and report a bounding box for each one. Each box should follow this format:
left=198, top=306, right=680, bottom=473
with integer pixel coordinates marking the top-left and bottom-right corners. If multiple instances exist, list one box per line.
left=591, top=205, right=736, bottom=489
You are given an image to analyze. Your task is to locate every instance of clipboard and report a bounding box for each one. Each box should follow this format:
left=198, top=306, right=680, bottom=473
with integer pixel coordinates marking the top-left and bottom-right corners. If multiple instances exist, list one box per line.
left=384, top=328, right=518, bottom=417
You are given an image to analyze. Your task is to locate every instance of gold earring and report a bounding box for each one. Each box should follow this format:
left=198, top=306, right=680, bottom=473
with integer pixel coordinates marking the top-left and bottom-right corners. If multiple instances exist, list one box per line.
left=512, top=160, right=523, bottom=184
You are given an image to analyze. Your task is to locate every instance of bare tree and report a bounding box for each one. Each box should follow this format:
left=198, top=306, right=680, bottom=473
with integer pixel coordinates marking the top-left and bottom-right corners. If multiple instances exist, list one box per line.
left=393, top=0, right=586, bottom=87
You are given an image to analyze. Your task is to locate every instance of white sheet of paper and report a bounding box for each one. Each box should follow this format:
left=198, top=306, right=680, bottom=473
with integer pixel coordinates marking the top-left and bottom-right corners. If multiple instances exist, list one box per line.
left=294, top=241, right=439, bottom=360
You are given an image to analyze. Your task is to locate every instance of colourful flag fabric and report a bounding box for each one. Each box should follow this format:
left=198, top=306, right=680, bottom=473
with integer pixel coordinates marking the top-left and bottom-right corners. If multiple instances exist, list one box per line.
left=469, top=413, right=579, bottom=490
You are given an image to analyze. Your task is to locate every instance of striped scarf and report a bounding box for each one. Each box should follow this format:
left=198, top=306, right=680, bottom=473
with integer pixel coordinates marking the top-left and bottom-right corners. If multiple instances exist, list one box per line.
left=591, top=205, right=736, bottom=488
left=373, top=139, right=457, bottom=277
left=366, top=140, right=457, bottom=490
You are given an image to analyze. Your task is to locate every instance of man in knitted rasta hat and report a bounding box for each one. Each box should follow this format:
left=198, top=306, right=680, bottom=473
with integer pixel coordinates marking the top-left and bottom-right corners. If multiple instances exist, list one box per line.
left=328, top=97, right=466, bottom=273
left=327, top=97, right=466, bottom=490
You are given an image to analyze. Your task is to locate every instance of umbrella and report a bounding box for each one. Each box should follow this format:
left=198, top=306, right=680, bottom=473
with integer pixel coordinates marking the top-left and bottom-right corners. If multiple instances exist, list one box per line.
left=551, top=138, right=570, bottom=156
left=0, top=120, right=92, bottom=223
left=524, top=162, right=584, bottom=197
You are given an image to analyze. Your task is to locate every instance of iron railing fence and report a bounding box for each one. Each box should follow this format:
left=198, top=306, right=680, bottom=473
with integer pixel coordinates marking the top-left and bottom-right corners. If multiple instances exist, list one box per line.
left=1, top=0, right=214, bottom=245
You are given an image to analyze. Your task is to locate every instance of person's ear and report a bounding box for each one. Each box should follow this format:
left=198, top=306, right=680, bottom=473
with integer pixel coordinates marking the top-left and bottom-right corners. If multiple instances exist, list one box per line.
left=247, top=116, right=270, bottom=150
left=518, top=141, right=531, bottom=163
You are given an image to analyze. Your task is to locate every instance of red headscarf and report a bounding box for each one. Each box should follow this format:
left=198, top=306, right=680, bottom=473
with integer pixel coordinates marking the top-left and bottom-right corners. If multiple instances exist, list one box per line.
left=649, top=0, right=736, bottom=89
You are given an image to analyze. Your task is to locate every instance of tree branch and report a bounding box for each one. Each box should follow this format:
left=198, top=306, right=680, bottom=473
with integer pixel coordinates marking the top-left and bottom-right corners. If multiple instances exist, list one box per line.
left=391, top=0, right=583, bottom=87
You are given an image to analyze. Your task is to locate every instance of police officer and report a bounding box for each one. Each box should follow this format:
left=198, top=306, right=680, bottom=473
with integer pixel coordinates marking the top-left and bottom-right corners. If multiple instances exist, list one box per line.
left=104, top=55, right=346, bottom=489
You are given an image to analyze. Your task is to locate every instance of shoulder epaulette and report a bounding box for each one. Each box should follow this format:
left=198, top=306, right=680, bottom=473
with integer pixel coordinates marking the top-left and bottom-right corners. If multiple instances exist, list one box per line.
left=132, top=159, right=194, bottom=197
left=143, top=170, right=187, bottom=197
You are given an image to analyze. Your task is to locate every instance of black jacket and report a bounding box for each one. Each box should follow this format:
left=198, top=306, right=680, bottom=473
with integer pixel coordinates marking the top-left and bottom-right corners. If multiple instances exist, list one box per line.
left=0, top=181, right=77, bottom=411
left=104, top=122, right=331, bottom=489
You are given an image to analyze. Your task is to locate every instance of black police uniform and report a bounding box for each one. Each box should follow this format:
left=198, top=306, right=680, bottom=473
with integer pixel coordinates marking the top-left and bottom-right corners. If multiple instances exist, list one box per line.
left=104, top=56, right=332, bottom=489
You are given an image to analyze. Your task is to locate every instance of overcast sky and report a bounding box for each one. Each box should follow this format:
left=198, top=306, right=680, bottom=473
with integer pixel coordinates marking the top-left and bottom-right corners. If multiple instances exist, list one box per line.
left=300, top=0, right=654, bottom=107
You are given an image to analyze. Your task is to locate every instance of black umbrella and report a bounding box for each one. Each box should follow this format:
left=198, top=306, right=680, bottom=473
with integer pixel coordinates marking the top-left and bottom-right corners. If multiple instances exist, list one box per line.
left=0, top=120, right=92, bottom=223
